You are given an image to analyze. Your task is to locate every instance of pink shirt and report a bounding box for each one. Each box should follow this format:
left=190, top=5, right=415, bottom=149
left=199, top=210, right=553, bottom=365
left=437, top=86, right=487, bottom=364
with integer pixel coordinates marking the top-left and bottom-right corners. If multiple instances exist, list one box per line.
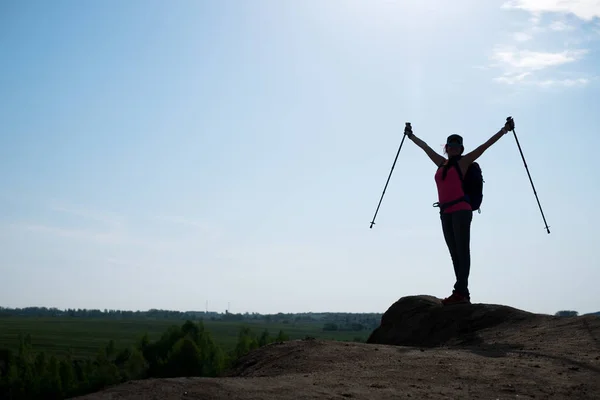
left=434, top=164, right=472, bottom=213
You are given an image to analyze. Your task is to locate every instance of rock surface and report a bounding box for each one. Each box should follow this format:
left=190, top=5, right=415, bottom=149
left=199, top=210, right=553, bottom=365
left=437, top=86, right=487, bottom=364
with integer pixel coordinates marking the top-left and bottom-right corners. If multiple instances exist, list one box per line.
left=73, top=295, right=600, bottom=400
left=366, top=294, right=538, bottom=347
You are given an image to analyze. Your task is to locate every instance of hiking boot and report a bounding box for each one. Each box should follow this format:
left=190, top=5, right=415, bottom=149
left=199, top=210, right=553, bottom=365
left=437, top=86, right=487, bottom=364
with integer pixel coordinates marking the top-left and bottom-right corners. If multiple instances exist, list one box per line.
left=441, top=291, right=470, bottom=306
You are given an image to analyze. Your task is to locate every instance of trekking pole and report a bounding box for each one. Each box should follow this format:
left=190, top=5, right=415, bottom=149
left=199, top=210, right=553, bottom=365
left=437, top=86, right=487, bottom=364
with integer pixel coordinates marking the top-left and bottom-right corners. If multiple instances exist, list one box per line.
left=369, top=123, right=411, bottom=229
left=508, top=117, right=551, bottom=234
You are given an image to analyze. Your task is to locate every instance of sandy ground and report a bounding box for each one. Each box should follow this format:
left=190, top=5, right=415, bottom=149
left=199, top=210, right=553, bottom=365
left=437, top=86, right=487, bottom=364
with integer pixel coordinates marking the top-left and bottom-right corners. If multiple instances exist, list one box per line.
left=73, top=298, right=600, bottom=400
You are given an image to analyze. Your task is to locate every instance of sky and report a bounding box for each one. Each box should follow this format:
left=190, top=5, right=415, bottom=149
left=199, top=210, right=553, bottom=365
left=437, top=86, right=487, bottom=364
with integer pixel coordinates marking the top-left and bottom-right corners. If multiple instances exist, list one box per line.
left=1, top=0, right=599, bottom=316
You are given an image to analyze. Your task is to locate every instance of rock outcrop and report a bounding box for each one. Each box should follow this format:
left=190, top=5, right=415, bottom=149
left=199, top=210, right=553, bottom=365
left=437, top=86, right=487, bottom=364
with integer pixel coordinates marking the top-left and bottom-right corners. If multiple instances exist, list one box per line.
left=367, top=294, right=542, bottom=347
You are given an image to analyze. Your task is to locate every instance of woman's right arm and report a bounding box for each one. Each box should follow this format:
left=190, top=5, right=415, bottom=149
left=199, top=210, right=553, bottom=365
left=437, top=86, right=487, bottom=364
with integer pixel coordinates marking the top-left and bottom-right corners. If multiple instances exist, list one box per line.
left=407, top=132, right=446, bottom=167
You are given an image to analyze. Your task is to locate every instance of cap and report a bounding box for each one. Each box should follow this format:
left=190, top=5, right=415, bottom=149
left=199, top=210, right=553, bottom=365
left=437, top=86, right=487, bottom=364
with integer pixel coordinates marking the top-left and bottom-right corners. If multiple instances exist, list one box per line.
left=446, top=134, right=463, bottom=146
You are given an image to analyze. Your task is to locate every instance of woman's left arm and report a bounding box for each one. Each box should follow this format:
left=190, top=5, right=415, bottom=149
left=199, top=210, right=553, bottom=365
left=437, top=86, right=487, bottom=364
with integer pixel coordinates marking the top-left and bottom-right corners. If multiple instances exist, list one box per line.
left=459, top=118, right=514, bottom=169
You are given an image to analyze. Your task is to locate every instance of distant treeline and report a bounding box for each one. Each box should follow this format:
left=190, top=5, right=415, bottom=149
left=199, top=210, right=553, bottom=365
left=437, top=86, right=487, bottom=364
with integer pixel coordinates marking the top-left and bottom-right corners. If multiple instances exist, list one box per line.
left=555, top=310, right=600, bottom=317
left=0, top=307, right=382, bottom=330
left=0, top=320, right=290, bottom=400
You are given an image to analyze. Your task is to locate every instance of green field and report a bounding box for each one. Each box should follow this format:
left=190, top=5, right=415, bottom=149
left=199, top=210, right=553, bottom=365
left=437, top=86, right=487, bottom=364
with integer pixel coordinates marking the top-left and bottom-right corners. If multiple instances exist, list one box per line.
left=0, top=317, right=372, bottom=359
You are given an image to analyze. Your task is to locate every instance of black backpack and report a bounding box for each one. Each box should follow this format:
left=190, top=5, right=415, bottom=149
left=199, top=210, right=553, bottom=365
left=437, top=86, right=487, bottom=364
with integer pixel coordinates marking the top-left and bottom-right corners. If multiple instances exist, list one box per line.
left=435, top=157, right=484, bottom=213
left=459, top=161, right=484, bottom=212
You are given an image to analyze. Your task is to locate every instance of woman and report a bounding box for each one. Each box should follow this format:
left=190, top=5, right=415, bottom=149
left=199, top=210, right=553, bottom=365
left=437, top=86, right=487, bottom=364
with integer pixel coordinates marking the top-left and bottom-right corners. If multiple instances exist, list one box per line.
left=404, top=117, right=515, bottom=305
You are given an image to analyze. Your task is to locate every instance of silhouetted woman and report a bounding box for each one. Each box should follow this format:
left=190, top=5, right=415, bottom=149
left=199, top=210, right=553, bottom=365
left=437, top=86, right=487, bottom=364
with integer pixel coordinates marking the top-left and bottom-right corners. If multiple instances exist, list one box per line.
left=404, top=117, right=514, bottom=305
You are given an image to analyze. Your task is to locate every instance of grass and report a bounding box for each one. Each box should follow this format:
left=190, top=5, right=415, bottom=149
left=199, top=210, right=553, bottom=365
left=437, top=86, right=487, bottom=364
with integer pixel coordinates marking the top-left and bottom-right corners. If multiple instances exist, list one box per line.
left=0, top=317, right=371, bottom=359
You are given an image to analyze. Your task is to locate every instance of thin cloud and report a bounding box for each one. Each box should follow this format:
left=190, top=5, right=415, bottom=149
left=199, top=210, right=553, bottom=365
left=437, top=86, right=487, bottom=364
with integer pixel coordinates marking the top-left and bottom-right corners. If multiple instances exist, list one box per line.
left=536, top=77, right=589, bottom=86
left=4, top=201, right=225, bottom=250
left=491, top=48, right=588, bottom=70
left=493, top=73, right=589, bottom=87
left=106, top=257, right=143, bottom=269
left=549, top=20, right=576, bottom=31
left=6, top=220, right=206, bottom=254
left=154, top=215, right=206, bottom=228
left=502, top=0, right=600, bottom=21
left=153, top=215, right=225, bottom=241
left=489, top=1, right=595, bottom=87
left=493, top=72, right=532, bottom=84
left=11, top=223, right=124, bottom=244
left=513, top=32, right=533, bottom=41
left=489, top=47, right=591, bottom=87
left=49, top=203, right=125, bottom=229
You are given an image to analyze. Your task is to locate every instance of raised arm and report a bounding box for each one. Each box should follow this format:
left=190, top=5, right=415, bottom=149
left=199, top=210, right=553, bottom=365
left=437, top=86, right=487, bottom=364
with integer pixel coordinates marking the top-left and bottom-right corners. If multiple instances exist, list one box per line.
left=459, top=117, right=514, bottom=170
left=405, top=124, right=446, bottom=167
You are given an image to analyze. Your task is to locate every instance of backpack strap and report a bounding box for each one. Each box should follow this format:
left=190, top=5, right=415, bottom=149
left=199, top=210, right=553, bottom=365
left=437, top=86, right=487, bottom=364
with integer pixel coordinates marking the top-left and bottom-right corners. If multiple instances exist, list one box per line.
left=453, top=162, right=464, bottom=181
left=433, top=196, right=468, bottom=214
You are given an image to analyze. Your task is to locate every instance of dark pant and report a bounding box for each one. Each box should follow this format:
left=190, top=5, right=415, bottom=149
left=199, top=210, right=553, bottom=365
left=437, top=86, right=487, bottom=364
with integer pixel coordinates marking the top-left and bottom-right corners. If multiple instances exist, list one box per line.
left=440, top=210, right=473, bottom=298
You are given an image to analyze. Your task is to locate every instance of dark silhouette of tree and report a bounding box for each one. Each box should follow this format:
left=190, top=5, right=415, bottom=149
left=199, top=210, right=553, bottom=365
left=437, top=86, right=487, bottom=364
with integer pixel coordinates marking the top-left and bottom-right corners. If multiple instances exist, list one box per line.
left=555, top=310, right=578, bottom=317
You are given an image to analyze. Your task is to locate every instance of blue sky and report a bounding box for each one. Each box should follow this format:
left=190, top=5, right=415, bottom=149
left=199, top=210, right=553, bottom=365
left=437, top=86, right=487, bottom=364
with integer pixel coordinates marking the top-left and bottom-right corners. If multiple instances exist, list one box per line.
left=1, top=0, right=599, bottom=315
